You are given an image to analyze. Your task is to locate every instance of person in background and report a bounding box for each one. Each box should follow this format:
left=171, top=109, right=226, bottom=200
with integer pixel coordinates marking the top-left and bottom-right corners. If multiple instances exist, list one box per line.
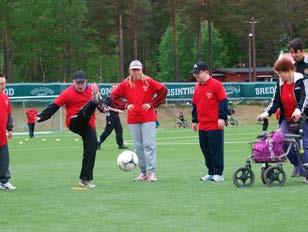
left=25, top=105, right=38, bottom=138
left=257, top=58, right=308, bottom=183
left=97, top=84, right=128, bottom=150
left=111, top=60, right=168, bottom=182
left=178, top=111, right=185, bottom=122
left=289, top=38, right=308, bottom=77
left=191, top=61, right=228, bottom=182
left=0, top=74, right=16, bottom=190
left=289, top=38, right=308, bottom=178
left=37, top=70, right=105, bottom=188
left=155, top=109, right=160, bottom=129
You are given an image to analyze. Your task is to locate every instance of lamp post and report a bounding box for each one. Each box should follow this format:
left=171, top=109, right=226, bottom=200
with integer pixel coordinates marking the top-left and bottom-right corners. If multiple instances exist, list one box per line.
left=248, top=33, right=253, bottom=82
left=250, top=17, right=257, bottom=82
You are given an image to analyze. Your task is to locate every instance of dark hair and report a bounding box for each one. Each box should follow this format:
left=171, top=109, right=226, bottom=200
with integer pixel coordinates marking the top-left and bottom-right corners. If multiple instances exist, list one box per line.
left=289, top=38, right=304, bottom=51
left=0, top=73, right=5, bottom=78
left=274, top=58, right=295, bottom=72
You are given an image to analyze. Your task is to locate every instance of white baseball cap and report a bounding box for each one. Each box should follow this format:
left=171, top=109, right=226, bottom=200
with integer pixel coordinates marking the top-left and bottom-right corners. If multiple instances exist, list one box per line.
left=129, top=60, right=143, bottom=69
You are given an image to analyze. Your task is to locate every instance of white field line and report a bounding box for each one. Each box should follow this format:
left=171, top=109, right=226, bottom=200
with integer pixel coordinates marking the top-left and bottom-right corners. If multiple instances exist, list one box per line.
left=11, top=146, right=80, bottom=152
left=11, top=143, right=245, bottom=153
left=154, top=141, right=249, bottom=145
left=156, top=132, right=257, bottom=139
left=11, top=130, right=254, bottom=152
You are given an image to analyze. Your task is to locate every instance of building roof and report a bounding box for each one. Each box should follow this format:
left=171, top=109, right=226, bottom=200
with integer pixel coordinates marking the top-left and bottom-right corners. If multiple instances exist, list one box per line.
left=215, top=67, right=274, bottom=74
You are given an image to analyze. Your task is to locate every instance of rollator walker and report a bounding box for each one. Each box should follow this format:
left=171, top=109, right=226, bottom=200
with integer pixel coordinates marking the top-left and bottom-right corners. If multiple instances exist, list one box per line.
left=233, top=118, right=308, bottom=187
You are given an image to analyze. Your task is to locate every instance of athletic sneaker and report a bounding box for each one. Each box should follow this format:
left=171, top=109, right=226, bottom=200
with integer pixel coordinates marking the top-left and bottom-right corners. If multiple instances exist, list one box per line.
left=212, top=175, right=224, bottom=182
left=91, top=83, right=103, bottom=104
left=147, top=172, right=157, bottom=182
left=79, top=180, right=96, bottom=188
left=0, top=181, right=16, bottom=190
left=200, top=175, right=213, bottom=181
left=303, top=177, right=308, bottom=184
left=134, top=173, right=147, bottom=182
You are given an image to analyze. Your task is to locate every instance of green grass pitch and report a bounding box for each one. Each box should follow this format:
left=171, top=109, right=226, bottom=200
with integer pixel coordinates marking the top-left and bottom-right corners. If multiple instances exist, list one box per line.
left=2, top=124, right=308, bottom=231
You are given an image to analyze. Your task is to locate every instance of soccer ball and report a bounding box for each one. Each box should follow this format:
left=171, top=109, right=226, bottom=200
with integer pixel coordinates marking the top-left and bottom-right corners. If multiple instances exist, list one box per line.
left=117, top=150, right=139, bottom=172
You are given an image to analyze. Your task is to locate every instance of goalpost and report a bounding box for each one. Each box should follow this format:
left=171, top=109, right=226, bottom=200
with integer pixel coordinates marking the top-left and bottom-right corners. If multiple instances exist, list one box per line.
left=9, top=95, right=65, bottom=134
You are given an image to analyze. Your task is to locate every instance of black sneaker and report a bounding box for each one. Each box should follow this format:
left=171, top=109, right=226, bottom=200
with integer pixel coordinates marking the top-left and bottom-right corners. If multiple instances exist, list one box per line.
left=118, top=145, right=128, bottom=150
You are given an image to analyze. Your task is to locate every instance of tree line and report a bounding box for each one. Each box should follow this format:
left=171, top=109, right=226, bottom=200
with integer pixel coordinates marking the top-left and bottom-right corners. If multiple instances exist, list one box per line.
left=0, top=0, right=307, bottom=83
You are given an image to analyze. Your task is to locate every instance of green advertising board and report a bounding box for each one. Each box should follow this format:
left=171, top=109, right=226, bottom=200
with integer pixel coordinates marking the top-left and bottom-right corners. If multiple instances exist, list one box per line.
left=6, top=82, right=276, bottom=101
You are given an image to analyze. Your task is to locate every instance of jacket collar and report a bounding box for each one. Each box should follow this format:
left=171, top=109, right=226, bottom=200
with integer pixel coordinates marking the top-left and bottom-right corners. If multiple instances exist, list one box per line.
left=279, top=72, right=303, bottom=86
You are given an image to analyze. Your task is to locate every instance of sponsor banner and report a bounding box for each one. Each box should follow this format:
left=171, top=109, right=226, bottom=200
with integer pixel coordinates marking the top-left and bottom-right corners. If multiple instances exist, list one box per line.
left=6, top=82, right=276, bottom=100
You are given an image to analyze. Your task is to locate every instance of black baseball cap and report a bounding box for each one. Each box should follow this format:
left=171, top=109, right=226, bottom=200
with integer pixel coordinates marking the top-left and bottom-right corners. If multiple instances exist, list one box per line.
left=73, top=70, right=86, bottom=80
left=190, top=62, right=208, bottom=74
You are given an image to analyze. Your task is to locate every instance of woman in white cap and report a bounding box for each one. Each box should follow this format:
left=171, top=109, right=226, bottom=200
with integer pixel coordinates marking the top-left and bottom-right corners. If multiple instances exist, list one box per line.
left=111, top=60, right=167, bottom=182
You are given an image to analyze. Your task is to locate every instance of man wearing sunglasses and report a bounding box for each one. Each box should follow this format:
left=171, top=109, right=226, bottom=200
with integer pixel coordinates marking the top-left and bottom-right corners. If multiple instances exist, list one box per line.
left=37, top=70, right=105, bottom=188
left=191, top=62, right=228, bottom=182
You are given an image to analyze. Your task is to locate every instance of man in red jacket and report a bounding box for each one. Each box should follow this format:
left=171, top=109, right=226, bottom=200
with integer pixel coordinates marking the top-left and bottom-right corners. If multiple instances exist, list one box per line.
left=25, top=106, right=38, bottom=138
left=191, top=62, right=228, bottom=182
left=0, top=74, right=16, bottom=190
left=37, top=70, right=105, bottom=188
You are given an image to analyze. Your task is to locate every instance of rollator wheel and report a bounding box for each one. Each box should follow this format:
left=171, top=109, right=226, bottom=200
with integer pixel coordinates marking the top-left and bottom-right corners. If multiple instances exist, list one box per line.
left=233, top=167, right=255, bottom=187
left=261, top=165, right=271, bottom=185
left=263, top=166, right=286, bottom=187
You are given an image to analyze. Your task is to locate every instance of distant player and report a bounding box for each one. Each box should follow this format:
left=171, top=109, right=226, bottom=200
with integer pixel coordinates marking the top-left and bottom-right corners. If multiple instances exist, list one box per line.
left=97, top=84, right=128, bottom=150
left=25, top=106, right=38, bottom=138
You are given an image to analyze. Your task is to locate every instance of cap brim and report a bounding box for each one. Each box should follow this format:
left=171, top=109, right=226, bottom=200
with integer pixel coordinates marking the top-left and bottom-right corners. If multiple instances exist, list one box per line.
left=129, top=66, right=142, bottom=70
left=190, top=68, right=199, bottom=74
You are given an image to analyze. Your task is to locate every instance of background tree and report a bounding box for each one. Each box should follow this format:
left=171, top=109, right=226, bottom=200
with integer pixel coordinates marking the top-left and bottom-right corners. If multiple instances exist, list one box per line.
left=0, top=0, right=307, bottom=82
left=0, top=0, right=15, bottom=80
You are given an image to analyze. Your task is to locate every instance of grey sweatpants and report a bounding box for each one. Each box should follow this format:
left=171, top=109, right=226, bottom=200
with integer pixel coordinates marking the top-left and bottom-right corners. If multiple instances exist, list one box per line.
left=0, top=144, right=11, bottom=184
left=129, top=122, right=157, bottom=174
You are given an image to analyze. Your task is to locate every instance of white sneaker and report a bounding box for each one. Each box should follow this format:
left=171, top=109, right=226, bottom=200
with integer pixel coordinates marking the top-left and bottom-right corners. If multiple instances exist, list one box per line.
left=200, top=175, right=213, bottom=181
left=303, top=177, right=308, bottom=184
left=79, top=180, right=96, bottom=188
left=147, top=172, right=157, bottom=182
left=134, top=173, right=148, bottom=182
left=0, top=182, right=16, bottom=190
left=212, top=175, right=224, bottom=182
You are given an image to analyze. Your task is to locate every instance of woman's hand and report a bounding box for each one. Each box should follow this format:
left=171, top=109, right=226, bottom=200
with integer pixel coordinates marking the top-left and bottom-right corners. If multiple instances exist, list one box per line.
left=292, top=108, right=301, bottom=122
left=257, top=112, right=269, bottom=121
left=127, top=104, right=134, bottom=111
left=141, top=103, right=151, bottom=110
